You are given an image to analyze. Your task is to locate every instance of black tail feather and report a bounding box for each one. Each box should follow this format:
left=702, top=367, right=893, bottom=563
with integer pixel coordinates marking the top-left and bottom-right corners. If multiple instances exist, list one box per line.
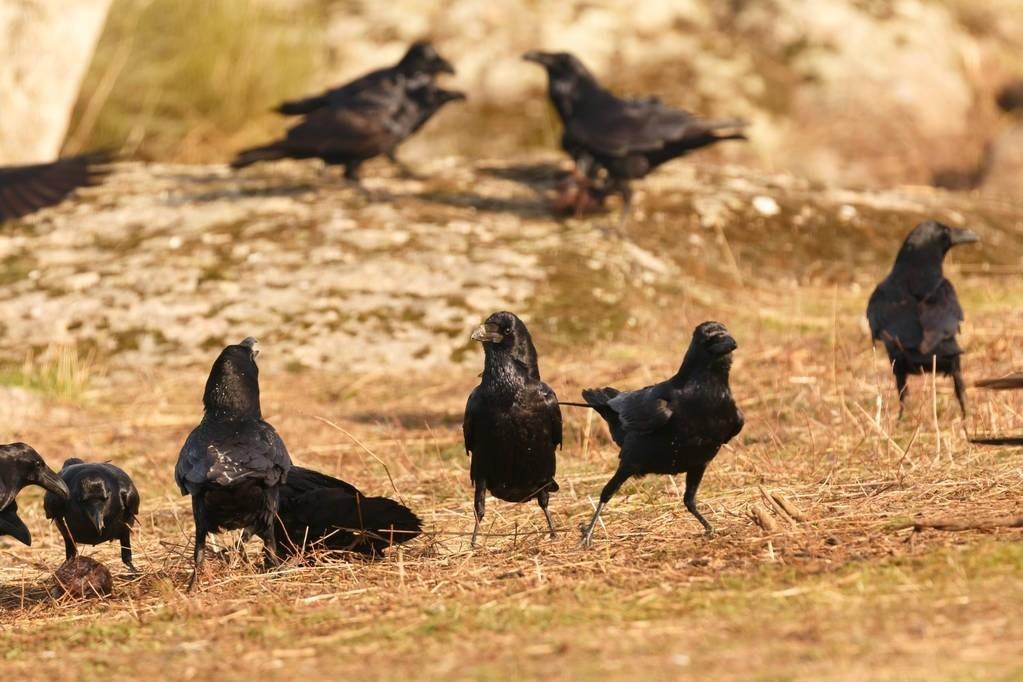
left=231, top=144, right=288, bottom=169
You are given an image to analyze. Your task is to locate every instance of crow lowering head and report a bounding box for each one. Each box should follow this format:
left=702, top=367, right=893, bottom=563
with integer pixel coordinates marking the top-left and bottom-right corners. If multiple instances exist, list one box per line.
left=0, top=442, right=70, bottom=508
left=203, top=337, right=261, bottom=420
left=71, top=469, right=113, bottom=534
left=471, top=311, right=541, bottom=379
left=523, top=50, right=598, bottom=117
left=894, top=221, right=979, bottom=269
left=398, top=41, right=455, bottom=77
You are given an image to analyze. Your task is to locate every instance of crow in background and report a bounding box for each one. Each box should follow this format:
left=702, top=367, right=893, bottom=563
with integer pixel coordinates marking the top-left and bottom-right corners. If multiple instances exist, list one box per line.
left=523, top=50, right=747, bottom=222
left=232, top=84, right=465, bottom=181
left=175, top=337, right=292, bottom=590
left=0, top=152, right=110, bottom=222
left=44, top=459, right=141, bottom=573
left=563, top=322, right=743, bottom=547
left=463, top=312, right=562, bottom=545
left=0, top=442, right=69, bottom=546
left=867, top=221, right=979, bottom=417
left=274, top=466, right=421, bottom=559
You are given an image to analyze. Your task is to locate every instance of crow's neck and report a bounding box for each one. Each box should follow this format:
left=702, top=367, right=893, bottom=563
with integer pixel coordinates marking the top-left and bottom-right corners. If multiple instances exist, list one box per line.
left=892, top=252, right=946, bottom=296
left=483, top=350, right=540, bottom=389
left=673, top=353, right=732, bottom=389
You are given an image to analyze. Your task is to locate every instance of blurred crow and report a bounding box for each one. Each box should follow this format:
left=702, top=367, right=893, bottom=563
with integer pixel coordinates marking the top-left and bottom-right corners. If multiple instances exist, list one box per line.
left=44, top=459, right=141, bottom=573
left=274, top=466, right=421, bottom=559
left=0, top=152, right=110, bottom=222
left=175, top=338, right=292, bottom=590
left=523, top=51, right=747, bottom=221
left=565, top=322, right=743, bottom=547
left=996, top=79, right=1023, bottom=114
left=463, top=311, right=562, bottom=545
left=232, top=84, right=465, bottom=181
left=274, top=41, right=454, bottom=117
left=0, top=442, right=69, bottom=546
left=867, top=221, right=979, bottom=417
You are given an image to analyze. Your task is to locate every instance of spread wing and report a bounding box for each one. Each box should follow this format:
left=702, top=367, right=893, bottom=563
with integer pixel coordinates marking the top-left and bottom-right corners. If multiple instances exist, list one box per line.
left=175, top=420, right=291, bottom=494
left=918, top=279, right=964, bottom=354
left=0, top=152, right=109, bottom=221
left=540, top=382, right=563, bottom=449
left=606, top=383, right=674, bottom=433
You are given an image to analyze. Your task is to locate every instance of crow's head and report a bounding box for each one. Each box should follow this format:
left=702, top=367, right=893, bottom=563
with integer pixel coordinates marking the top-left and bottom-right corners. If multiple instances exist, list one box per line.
left=679, top=321, right=738, bottom=379
left=897, top=220, right=979, bottom=264
left=523, top=51, right=596, bottom=117
left=471, top=311, right=541, bottom=378
left=74, top=471, right=112, bottom=534
left=399, top=41, right=455, bottom=77
left=0, top=442, right=70, bottom=505
left=203, top=337, right=262, bottom=420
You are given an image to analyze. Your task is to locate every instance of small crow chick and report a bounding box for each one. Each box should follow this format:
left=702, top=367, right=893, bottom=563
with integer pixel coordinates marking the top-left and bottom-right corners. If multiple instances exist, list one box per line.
left=175, top=337, right=292, bottom=590
left=463, top=311, right=562, bottom=545
left=44, top=459, right=141, bottom=573
left=274, top=466, right=422, bottom=559
left=523, top=51, right=747, bottom=221
left=232, top=83, right=465, bottom=181
left=867, top=221, right=979, bottom=417
left=569, top=322, right=743, bottom=547
left=0, top=443, right=69, bottom=545
left=0, top=152, right=110, bottom=222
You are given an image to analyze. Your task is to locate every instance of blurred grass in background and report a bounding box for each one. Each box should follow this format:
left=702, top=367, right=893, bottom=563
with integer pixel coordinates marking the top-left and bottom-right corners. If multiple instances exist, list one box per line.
left=64, top=0, right=325, bottom=162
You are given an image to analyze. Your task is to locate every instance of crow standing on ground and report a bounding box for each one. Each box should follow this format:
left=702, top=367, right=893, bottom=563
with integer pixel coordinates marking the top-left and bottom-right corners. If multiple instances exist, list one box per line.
left=274, top=465, right=421, bottom=559
left=563, top=322, right=743, bottom=547
left=0, top=152, right=110, bottom=222
left=175, top=338, right=292, bottom=590
left=0, top=443, right=69, bottom=546
left=232, top=83, right=466, bottom=181
left=523, top=51, right=747, bottom=221
left=44, top=459, right=141, bottom=572
left=866, top=221, right=979, bottom=417
left=463, top=311, right=562, bottom=545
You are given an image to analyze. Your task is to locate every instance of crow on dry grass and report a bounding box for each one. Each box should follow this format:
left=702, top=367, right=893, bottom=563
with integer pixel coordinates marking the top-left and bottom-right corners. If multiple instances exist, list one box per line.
left=0, top=443, right=69, bottom=546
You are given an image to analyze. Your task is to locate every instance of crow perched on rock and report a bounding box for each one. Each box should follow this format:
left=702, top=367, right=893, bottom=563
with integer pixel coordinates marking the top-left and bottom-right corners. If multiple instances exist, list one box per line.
left=0, top=152, right=110, bottom=222
left=232, top=83, right=465, bottom=180
left=523, top=50, right=747, bottom=221
left=175, top=337, right=292, bottom=590
left=564, top=322, right=743, bottom=547
left=463, top=312, right=562, bottom=545
left=0, top=443, right=69, bottom=546
left=274, top=466, right=421, bottom=559
left=867, top=221, right=979, bottom=417
left=44, top=459, right=141, bottom=573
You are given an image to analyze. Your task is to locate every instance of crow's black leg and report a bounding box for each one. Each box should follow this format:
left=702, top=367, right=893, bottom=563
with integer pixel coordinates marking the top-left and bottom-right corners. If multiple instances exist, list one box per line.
left=537, top=489, right=556, bottom=539
left=952, top=359, right=968, bottom=418
left=344, top=162, right=362, bottom=183
left=188, top=494, right=209, bottom=592
left=120, top=527, right=139, bottom=574
left=683, top=464, right=713, bottom=535
left=57, top=519, right=77, bottom=562
left=580, top=466, right=632, bottom=548
left=471, top=478, right=486, bottom=547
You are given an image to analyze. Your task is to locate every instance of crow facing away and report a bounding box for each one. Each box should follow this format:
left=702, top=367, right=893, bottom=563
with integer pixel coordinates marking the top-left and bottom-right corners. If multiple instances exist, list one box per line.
left=44, top=459, right=141, bottom=573
left=463, top=311, right=562, bottom=545
left=174, top=337, right=292, bottom=590
left=274, top=465, right=422, bottom=559
left=0, top=442, right=69, bottom=546
left=563, top=322, right=743, bottom=547
left=866, top=221, right=979, bottom=418
left=232, top=83, right=465, bottom=181
left=0, top=152, right=110, bottom=222
left=523, top=50, right=747, bottom=221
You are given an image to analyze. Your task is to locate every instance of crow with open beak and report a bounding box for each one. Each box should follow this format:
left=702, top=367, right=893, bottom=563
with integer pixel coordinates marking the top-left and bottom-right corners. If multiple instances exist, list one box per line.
left=0, top=442, right=69, bottom=546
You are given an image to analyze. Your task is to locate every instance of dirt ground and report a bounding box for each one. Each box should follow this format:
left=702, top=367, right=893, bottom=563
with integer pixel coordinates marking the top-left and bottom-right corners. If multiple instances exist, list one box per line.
left=1, top=157, right=1022, bottom=680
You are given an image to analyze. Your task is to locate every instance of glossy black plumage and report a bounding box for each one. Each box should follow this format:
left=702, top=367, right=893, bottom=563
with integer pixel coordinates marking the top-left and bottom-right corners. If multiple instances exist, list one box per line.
left=0, top=442, right=69, bottom=546
left=44, top=459, right=140, bottom=572
left=0, top=152, right=110, bottom=222
left=274, top=466, right=422, bottom=558
left=463, top=312, right=562, bottom=545
left=866, top=221, right=979, bottom=417
left=174, top=337, right=292, bottom=589
left=523, top=51, right=747, bottom=219
left=575, top=322, right=743, bottom=547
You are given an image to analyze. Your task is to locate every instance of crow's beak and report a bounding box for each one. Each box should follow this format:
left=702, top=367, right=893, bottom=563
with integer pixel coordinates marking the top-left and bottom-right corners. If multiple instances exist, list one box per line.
left=240, top=336, right=260, bottom=357
left=87, top=506, right=105, bottom=534
left=522, top=50, right=550, bottom=66
left=434, top=57, right=455, bottom=75
left=949, top=228, right=980, bottom=246
left=471, top=324, right=504, bottom=344
left=709, top=334, right=738, bottom=355
left=38, top=468, right=70, bottom=500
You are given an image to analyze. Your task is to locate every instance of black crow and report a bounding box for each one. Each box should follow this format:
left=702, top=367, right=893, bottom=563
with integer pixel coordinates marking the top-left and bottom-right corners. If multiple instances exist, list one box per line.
left=43, top=459, right=141, bottom=573
left=232, top=84, right=465, bottom=181
left=463, top=311, right=562, bottom=545
left=0, top=442, right=69, bottom=546
left=523, top=50, right=747, bottom=220
left=174, top=337, right=292, bottom=590
left=867, top=221, right=979, bottom=417
left=996, top=79, right=1023, bottom=114
left=274, top=41, right=454, bottom=117
left=274, top=465, right=421, bottom=559
left=0, top=152, right=110, bottom=222
left=566, top=322, right=743, bottom=547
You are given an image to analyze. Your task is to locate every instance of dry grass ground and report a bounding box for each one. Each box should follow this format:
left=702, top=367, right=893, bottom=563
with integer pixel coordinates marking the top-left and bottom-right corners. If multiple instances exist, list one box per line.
left=1, top=160, right=1023, bottom=680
